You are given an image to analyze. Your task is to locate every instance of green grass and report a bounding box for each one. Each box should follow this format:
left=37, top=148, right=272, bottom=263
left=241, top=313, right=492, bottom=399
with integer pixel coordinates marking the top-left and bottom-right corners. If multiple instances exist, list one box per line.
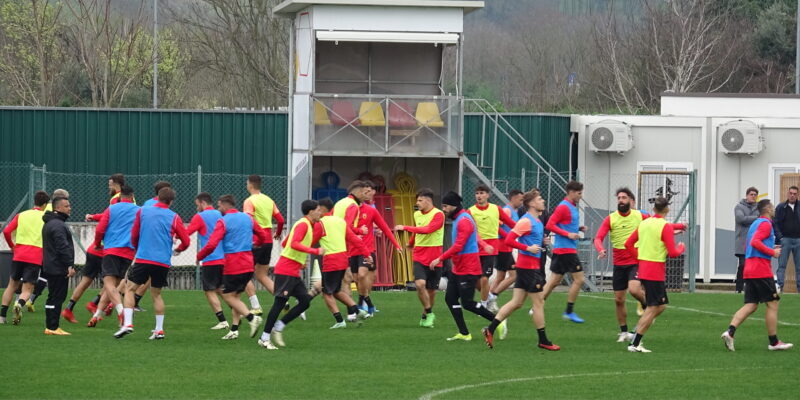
left=2, top=289, right=799, bottom=399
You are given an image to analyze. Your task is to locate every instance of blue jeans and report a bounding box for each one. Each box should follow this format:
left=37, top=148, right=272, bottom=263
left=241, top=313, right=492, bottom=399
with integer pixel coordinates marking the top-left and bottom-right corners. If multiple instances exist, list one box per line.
left=777, top=237, right=800, bottom=291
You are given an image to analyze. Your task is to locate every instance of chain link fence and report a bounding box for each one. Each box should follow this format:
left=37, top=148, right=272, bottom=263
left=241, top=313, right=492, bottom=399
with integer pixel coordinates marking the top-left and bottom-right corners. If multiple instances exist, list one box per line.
left=0, top=163, right=287, bottom=223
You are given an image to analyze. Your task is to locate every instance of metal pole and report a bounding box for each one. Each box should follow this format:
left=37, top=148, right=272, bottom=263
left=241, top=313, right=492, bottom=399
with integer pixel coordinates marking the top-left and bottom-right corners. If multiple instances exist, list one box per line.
left=197, top=164, right=202, bottom=194
left=153, top=0, right=158, bottom=108
left=796, top=0, right=799, bottom=94
left=28, top=164, right=34, bottom=208
left=521, top=168, right=526, bottom=191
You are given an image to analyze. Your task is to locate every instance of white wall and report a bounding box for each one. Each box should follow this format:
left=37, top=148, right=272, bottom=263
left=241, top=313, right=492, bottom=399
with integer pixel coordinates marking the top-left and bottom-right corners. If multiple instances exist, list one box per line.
left=661, top=95, right=800, bottom=118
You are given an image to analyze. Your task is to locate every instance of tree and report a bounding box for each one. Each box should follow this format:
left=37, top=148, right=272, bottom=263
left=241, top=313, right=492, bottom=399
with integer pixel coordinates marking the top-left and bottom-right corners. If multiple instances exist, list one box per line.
left=0, top=0, right=65, bottom=105
left=170, top=0, right=289, bottom=108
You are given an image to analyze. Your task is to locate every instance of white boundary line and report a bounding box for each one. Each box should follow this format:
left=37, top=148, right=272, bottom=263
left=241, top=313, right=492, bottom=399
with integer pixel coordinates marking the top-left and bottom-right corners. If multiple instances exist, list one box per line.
left=418, top=367, right=763, bottom=400
left=583, top=294, right=800, bottom=327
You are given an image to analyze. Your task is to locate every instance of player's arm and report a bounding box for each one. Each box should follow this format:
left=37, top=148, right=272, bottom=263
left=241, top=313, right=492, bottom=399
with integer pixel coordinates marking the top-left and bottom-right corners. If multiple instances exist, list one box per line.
left=750, top=222, right=775, bottom=256
left=661, top=224, right=685, bottom=257
left=346, top=225, right=369, bottom=256
left=344, top=205, right=361, bottom=235
left=504, top=218, right=535, bottom=252
left=197, top=220, right=226, bottom=261
left=498, top=205, right=517, bottom=229
left=243, top=198, right=255, bottom=217
left=289, top=222, right=321, bottom=255
left=272, top=202, right=285, bottom=238
left=439, top=218, right=471, bottom=261
left=401, top=212, right=444, bottom=234
left=372, top=208, right=401, bottom=250
left=545, top=204, right=572, bottom=238
left=624, top=229, right=640, bottom=260
left=172, top=215, right=191, bottom=252
left=252, top=220, right=270, bottom=247
left=130, top=209, right=143, bottom=249
left=185, top=214, right=206, bottom=237
left=3, top=214, right=19, bottom=248
left=594, top=216, right=611, bottom=253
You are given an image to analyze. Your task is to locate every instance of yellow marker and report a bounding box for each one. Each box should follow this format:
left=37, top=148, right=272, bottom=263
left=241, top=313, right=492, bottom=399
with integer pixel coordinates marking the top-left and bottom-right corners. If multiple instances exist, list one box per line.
left=758, top=193, right=768, bottom=200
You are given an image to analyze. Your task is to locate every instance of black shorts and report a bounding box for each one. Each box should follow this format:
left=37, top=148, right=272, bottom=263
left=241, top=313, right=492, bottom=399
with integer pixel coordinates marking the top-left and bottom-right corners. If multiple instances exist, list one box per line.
left=83, top=253, right=103, bottom=279
left=612, top=264, right=639, bottom=291
left=515, top=268, right=545, bottom=293
left=744, top=278, right=780, bottom=304
left=222, top=272, right=252, bottom=294
left=128, top=263, right=169, bottom=288
left=496, top=252, right=515, bottom=271
left=10, top=261, right=40, bottom=283
left=322, top=269, right=347, bottom=295
left=641, top=279, right=669, bottom=306
left=274, top=274, right=307, bottom=299
left=201, top=265, right=224, bottom=291
left=480, top=255, right=496, bottom=277
left=550, top=253, right=583, bottom=275
left=413, top=262, right=443, bottom=290
left=101, top=254, right=132, bottom=279
left=252, top=243, right=274, bottom=266
left=349, top=255, right=370, bottom=274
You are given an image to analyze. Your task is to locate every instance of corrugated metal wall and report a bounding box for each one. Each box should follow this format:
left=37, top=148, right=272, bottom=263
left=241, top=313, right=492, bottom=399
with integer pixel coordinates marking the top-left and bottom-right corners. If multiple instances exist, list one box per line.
left=0, top=108, right=570, bottom=177
left=463, top=113, right=572, bottom=174
left=0, top=108, right=289, bottom=175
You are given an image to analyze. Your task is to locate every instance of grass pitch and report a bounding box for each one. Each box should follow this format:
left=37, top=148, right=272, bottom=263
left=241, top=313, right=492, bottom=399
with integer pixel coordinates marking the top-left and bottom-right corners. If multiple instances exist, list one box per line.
left=2, top=289, right=798, bottom=399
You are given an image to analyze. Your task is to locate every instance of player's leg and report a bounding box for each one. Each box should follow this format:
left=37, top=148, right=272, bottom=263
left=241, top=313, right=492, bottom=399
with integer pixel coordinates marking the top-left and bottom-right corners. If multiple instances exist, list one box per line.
left=133, top=278, right=150, bottom=311
left=612, top=266, right=630, bottom=339
left=28, top=274, right=48, bottom=309
left=0, top=277, right=21, bottom=323
left=444, top=274, right=470, bottom=339
left=459, top=275, right=495, bottom=321
left=43, top=272, right=69, bottom=333
left=563, top=264, right=585, bottom=323
left=541, top=272, right=563, bottom=300
left=357, top=265, right=376, bottom=315
left=529, top=291, right=558, bottom=349
left=149, top=285, right=165, bottom=338
left=253, top=243, right=275, bottom=295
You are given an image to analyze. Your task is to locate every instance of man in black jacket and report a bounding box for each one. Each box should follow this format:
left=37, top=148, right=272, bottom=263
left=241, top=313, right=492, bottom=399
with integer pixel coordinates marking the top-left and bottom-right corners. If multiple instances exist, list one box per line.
left=42, top=197, right=76, bottom=335
left=774, top=186, right=800, bottom=293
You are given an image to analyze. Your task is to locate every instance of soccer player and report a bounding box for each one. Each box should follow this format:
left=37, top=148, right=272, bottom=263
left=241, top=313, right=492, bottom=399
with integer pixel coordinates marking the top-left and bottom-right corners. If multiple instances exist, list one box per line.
left=483, top=190, right=559, bottom=351
left=243, top=174, right=286, bottom=312
left=1, top=191, right=49, bottom=325
left=314, top=198, right=369, bottom=328
left=396, top=188, right=445, bottom=328
left=332, top=181, right=370, bottom=297
left=186, top=192, right=230, bottom=330
left=143, top=181, right=171, bottom=207
left=355, top=183, right=401, bottom=316
left=430, top=192, right=497, bottom=342
left=488, top=189, right=524, bottom=312
left=197, top=195, right=269, bottom=340
left=542, top=181, right=588, bottom=323
left=115, top=187, right=190, bottom=339
left=258, top=200, right=321, bottom=350
left=721, top=199, right=793, bottom=351
left=41, top=196, right=76, bottom=335
left=624, top=197, right=685, bottom=353
left=87, top=186, right=139, bottom=327
left=594, top=187, right=649, bottom=342
left=468, top=185, right=517, bottom=308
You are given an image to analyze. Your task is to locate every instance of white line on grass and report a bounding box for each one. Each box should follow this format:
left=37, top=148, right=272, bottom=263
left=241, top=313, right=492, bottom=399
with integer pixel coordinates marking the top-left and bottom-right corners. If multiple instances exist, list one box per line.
left=583, top=294, right=800, bottom=327
left=418, top=367, right=762, bottom=400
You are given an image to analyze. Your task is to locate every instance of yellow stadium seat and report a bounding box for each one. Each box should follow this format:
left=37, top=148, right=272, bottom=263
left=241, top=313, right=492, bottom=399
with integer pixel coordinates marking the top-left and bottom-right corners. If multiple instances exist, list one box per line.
left=314, top=101, right=331, bottom=126
left=415, top=102, right=445, bottom=128
left=358, top=102, right=385, bottom=127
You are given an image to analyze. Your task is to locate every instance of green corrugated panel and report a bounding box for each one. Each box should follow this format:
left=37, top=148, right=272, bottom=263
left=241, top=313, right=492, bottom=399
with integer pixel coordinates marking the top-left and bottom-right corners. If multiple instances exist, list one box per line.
left=463, top=113, right=572, bottom=178
left=0, top=108, right=288, bottom=175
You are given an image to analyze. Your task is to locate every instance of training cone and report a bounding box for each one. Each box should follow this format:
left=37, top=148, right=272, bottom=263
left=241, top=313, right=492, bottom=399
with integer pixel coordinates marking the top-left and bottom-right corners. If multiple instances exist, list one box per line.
left=310, top=259, right=322, bottom=284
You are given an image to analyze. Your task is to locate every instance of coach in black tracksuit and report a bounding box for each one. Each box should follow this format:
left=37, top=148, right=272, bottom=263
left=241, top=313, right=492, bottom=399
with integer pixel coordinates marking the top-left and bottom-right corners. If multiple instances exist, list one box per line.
left=42, top=197, right=76, bottom=333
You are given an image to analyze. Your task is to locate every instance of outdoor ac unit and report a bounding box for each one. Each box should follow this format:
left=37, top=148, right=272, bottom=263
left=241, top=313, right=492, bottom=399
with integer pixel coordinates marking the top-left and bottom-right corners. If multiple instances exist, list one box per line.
left=718, top=120, right=764, bottom=155
left=588, top=121, right=633, bottom=153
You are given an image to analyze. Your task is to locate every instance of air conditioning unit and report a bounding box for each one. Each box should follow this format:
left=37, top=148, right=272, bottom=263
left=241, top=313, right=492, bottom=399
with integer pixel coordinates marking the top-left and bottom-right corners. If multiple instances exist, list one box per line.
left=588, top=121, right=633, bottom=153
left=718, top=120, right=764, bottom=155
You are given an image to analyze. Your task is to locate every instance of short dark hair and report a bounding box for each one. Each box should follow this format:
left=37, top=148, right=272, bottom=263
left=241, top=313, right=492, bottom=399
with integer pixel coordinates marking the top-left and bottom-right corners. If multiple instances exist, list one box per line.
left=34, top=191, right=50, bottom=207
left=318, top=198, right=334, bottom=211
left=616, top=187, right=635, bottom=201
left=158, top=187, right=176, bottom=205
left=653, top=196, right=669, bottom=213
left=109, top=173, right=125, bottom=186
left=120, top=185, right=134, bottom=197
left=416, top=188, right=434, bottom=201
left=475, top=185, right=490, bottom=194
left=52, top=196, right=69, bottom=209
left=757, top=199, right=772, bottom=214
left=301, top=200, right=319, bottom=215
left=195, top=192, right=213, bottom=205
left=347, top=180, right=369, bottom=194
left=565, top=181, right=583, bottom=193
left=746, top=187, right=758, bottom=195
left=522, top=190, right=541, bottom=208
left=218, top=194, right=236, bottom=206
left=508, top=189, right=523, bottom=199
left=248, top=174, right=262, bottom=190
left=790, top=186, right=799, bottom=192
left=153, top=181, right=172, bottom=195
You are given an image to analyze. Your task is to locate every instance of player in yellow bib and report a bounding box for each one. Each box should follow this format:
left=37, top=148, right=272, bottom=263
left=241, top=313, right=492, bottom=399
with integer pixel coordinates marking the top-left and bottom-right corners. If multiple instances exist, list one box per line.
left=243, top=174, right=286, bottom=314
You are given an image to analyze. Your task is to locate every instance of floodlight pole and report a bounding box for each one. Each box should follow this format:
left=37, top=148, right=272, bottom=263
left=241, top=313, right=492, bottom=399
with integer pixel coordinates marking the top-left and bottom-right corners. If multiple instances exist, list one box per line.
left=153, top=0, right=159, bottom=108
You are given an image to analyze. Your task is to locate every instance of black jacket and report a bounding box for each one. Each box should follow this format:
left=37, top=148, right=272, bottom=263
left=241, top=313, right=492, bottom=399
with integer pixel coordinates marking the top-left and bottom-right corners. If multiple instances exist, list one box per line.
left=42, top=211, right=74, bottom=275
left=774, top=201, right=800, bottom=244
